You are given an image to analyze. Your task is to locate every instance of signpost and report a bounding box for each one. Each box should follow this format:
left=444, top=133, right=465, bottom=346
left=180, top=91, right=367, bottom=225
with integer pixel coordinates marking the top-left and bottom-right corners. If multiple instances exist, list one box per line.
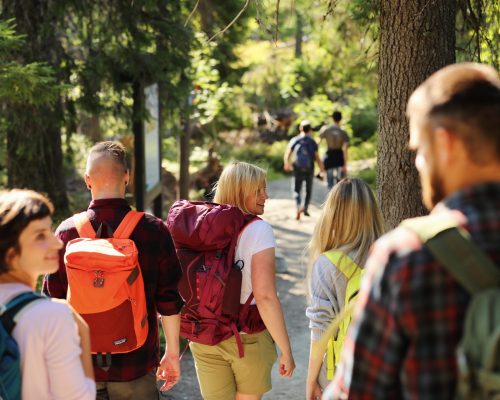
left=133, top=82, right=162, bottom=216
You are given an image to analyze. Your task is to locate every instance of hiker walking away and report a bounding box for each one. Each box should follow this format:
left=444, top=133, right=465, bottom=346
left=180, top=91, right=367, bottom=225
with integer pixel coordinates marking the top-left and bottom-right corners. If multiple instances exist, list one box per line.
left=318, top=111, right=349, bottom=189
left=43, top=141, right=183, bottom=400
left=305, top=179, right=384, bottom=400
left=185, top=161, right=295, bottom=400
left=326, top=63, right=500, bottom=399
left=284, top=120, right=325, bottom=220
left=0, top=189, right=96, bottom=400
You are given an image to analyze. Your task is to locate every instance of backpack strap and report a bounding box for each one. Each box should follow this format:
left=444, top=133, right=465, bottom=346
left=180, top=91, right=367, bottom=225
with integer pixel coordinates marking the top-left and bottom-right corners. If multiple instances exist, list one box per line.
left=73, top=212, right=96, bottom=238
left=113, top=211, right=145, bottom=239
left=401, top=215, right=500, bottom=295
left=323, top=250, right=361, bottom=280
left=0, top=292, right=43, bottom=334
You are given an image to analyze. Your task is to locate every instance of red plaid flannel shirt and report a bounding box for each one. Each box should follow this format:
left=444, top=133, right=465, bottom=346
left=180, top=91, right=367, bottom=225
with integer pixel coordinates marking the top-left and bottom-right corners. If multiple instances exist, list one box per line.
left=326, top=183, right=500, bottom=399
left=42, top=198, right=183, bottom=382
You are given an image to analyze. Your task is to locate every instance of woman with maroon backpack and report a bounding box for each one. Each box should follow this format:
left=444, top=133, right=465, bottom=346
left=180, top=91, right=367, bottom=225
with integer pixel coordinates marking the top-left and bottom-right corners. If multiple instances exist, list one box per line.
left=177, top=161, right=295, bottom=400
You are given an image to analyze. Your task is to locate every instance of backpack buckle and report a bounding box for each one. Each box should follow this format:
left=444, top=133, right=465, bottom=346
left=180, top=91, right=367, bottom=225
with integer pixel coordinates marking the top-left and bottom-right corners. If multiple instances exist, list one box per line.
left=93, top=270, right=105, bottom=288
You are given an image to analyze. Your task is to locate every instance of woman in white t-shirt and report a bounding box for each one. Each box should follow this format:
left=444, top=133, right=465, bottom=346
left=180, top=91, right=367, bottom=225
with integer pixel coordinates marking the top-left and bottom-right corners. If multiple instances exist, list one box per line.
left=189, top=161, right=295, bottom=400
left=0, top=189, right=96, bottom=400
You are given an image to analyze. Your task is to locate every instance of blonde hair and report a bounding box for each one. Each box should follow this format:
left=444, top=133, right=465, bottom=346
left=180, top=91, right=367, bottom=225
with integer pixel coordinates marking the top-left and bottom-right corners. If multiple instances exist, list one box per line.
left=86, top=141, right=128, bottom=175
left=213, top=161, right=267, bottom=214
left=308, top=178, right=385, bottom=281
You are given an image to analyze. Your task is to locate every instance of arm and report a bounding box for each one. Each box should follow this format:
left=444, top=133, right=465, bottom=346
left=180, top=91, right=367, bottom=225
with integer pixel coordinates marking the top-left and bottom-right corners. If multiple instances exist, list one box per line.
left=42, top=226, right=71, bottom=299
left=315, top=151, right=325, bottom=174
left=71, top=309, right=94, bottom=380
left=305, top=256, right=343, bottom=399
left=342, top=142, right=348, bottom=176
left=307, top=341, right=324, bottom=400
left=155, top=223, right=184, bottom=391
left=283, top=147, right=293, bottom=172
left=44, top=302, right=96, bottom=399
left=157, top=314, right=181, bottom=391
left=50, top=299, right=94, bottom=380
left=252, top=247, right=295, bottom=377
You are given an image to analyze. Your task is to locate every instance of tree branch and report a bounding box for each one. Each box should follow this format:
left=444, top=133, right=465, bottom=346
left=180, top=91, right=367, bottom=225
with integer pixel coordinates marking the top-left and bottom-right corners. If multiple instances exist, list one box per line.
left=208, top=0, right=250, bottom=42
left=184, top=0, right=200, bottom=27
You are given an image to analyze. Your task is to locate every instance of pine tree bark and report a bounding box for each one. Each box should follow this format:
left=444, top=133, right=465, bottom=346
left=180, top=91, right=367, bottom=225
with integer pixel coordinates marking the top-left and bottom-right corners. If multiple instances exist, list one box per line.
left=3, top=1, right=68, bottom=212
left=377, top=0, right=456, bottom=229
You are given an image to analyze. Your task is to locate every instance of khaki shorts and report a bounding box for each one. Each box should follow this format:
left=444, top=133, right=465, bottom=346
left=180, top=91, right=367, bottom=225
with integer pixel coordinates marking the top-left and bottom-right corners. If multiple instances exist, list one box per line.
left=190, top=330, right=277, bottom=400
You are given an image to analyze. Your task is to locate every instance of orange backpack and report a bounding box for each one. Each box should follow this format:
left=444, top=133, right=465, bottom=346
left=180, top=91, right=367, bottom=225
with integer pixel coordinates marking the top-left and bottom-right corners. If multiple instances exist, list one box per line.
left=64, top=211, right=148, bottom=358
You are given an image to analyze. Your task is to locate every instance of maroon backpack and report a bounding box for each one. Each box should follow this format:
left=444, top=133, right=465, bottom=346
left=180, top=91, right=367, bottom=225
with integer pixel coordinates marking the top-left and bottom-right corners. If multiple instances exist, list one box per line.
left=166, top=200, right=266, bottom=357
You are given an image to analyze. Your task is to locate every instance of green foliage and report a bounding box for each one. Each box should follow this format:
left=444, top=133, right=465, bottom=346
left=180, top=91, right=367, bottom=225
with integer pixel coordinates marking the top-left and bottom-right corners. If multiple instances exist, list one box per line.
left=350, top=103, right=377, bottom=141
left=349, top=133, right=377, bottom=161
left=456, top=0, right=500, bottom=69
left=293, top=94, right=336, bottom=128
left=223, top=141, right=288, bottom=178
left=0, top=19, right=60, bottom=106
left=351, top=166, right=376, bottom=190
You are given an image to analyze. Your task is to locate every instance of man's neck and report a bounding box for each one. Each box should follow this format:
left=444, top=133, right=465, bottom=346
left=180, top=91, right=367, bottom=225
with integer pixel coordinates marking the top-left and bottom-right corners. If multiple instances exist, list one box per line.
left=91, top=191, right=126, bottom=200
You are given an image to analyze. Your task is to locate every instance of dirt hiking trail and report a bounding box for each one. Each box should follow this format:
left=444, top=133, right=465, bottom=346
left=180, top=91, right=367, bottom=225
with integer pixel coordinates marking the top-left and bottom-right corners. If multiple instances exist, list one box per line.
left=163, top=176, right=330, bottom=400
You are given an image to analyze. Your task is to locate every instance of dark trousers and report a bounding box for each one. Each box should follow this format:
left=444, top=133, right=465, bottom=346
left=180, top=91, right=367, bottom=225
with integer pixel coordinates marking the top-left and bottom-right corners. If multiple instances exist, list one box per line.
left=292, top=169, right=314, bottom=211
left=96, top=371, right=158, bottom=400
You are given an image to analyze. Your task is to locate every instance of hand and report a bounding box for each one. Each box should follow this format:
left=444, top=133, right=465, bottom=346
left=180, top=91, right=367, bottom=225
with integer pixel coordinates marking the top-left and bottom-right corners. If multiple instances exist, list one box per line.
left=279, top=351, right=295, bottom=378
left=284, top=163, right=292, bottom=172
left=156, top=351, right=180, bottom=391
left=306, top=380, right=323, bottom=400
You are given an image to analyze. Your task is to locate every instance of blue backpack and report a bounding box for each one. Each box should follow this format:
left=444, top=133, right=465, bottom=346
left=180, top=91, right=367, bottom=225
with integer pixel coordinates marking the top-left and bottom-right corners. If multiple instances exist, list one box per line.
left=293, top=137, right=314, bottom=171
left=0, top=292, right=42, bottom=400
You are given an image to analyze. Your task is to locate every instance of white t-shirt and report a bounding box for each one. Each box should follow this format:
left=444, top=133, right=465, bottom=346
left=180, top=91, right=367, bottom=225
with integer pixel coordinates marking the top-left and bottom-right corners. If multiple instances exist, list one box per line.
left=235, top=219, right=276, bottom=304
left=0, top=283, right=96, bottom=400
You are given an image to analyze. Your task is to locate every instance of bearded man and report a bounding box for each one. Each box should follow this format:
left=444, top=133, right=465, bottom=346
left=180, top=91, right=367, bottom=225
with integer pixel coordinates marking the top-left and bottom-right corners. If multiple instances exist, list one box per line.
left=325, top=63, right=500, bottom=399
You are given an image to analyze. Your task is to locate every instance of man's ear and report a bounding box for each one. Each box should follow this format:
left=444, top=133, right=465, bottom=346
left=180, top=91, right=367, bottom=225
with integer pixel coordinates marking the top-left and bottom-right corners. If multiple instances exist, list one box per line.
left=434, top=127, right=456, bottom=165
left=5, top=246, right=17, bottom=268
left=85, top=174, right=92, bottom=190
left=434, top=127, right=467, bottom=166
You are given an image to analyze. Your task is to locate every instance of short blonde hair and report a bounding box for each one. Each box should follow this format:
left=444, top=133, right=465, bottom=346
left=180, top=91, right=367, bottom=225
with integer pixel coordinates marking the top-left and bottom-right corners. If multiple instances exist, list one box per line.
left=308, top=178, right=385, bottom=275
left=213, top=161, right=267, bottom=214
left=86, top=141, right=128, bottom=174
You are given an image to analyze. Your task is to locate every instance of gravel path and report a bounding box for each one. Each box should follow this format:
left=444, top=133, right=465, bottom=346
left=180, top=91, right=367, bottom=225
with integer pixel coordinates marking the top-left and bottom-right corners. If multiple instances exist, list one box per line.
left=162, top=176, right=330, bottom=400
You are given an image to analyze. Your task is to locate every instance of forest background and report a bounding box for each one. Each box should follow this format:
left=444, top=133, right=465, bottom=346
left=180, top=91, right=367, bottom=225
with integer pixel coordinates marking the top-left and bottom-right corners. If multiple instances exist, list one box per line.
left=0, top=0, right=498, bottom=228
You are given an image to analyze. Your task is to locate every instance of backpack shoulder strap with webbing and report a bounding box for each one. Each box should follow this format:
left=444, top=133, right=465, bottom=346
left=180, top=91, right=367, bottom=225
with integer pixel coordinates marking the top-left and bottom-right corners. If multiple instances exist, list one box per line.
left=401, top=214, right=500, bottom=294
left=0, top=292, right=44, bottom=334
left=73, top=210, right=144, bottom=240
left=323, top=250, right=361, bottom=280
left=322, top=250, right=363, bottom=379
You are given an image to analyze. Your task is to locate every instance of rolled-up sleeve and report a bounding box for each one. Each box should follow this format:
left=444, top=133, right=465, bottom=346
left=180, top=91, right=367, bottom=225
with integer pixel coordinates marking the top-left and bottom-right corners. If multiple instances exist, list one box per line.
left=156, top=222, right=184, bottom=316
left=306, top=255, right=346, bottom=341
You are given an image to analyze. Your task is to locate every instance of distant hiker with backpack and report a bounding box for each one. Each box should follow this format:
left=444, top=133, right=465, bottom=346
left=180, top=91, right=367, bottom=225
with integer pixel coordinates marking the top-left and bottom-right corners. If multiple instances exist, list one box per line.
left=325, top=63, right=500, bottom=399
left=43, top=141, right=183, bottom=400
left=284, top=120, right=325, bottom=220
left=318, top=111, right=349, bottom=190
left=0, top=189, right=96, bottom=400
left=305, top=179, right=384, bottom=400
left=167, top=161, right=295, bottom=400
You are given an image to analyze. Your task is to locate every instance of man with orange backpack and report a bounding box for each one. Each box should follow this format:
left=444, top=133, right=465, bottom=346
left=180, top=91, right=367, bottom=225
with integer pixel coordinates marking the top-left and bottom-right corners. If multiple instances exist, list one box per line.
left=43, top=141, right=183, bottom=399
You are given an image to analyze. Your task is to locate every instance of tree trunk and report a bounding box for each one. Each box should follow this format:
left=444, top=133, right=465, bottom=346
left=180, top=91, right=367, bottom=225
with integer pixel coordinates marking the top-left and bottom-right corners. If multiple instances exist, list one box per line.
left=377, top=0, right=456, bottom=229
left=7, top=103, right=67, bottom=211
left=3, top=1, right=68, bottom=213
left=178, top=115, right=191, bottom=200
left=295, top=12, right=303, bottom=58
